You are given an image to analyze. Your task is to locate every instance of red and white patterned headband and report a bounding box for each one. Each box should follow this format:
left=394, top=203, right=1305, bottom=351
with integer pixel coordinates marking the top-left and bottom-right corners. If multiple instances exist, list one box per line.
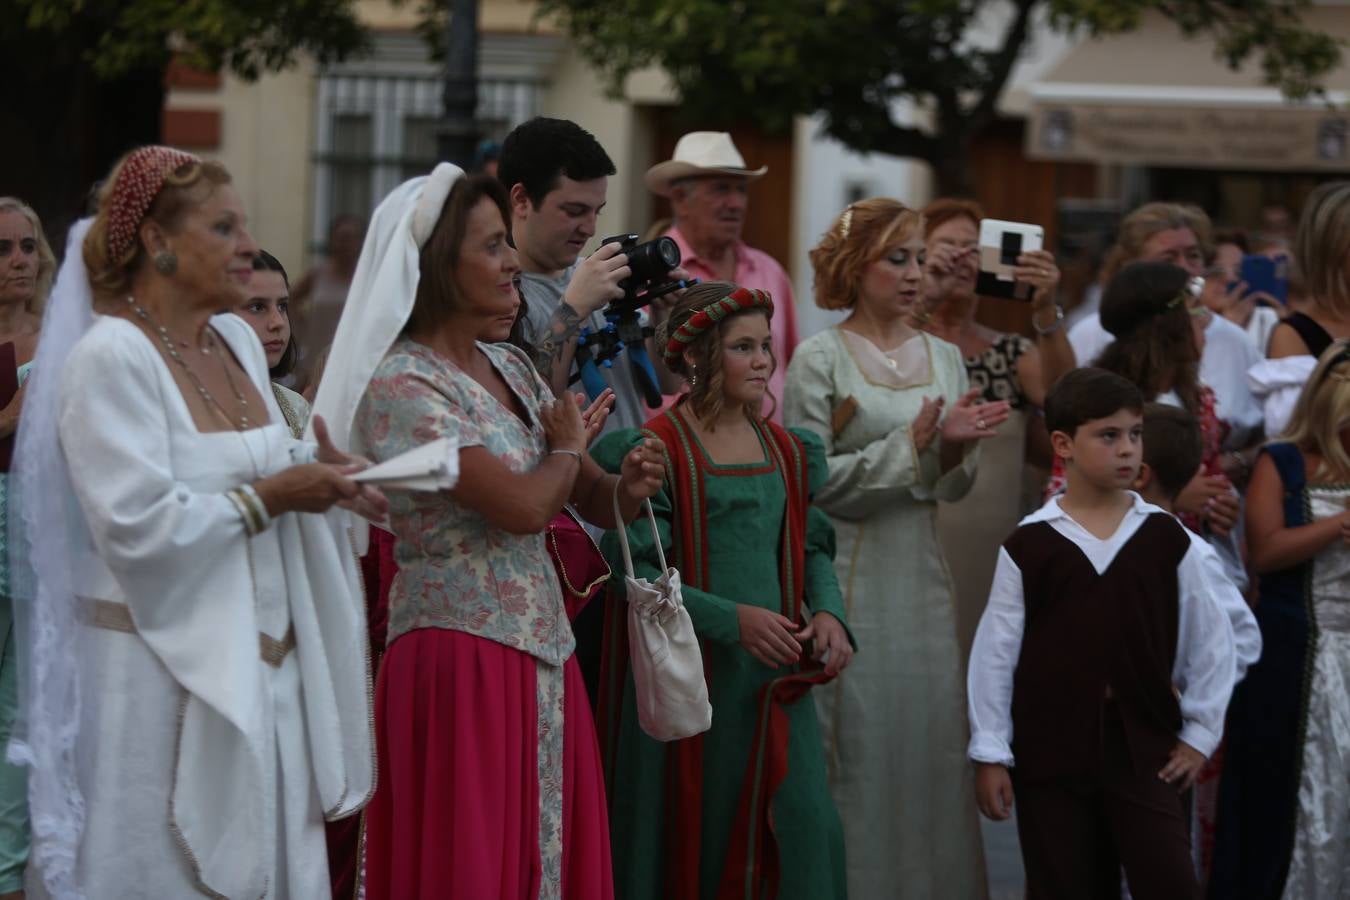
left=105, top=146, right=200, bottom=263
left=663, top=286, right=774, bottom=370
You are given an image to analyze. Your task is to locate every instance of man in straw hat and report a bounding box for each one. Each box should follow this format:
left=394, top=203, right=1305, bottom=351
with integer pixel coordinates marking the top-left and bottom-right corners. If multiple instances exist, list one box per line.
left=647, top=131, right=800, bottom=420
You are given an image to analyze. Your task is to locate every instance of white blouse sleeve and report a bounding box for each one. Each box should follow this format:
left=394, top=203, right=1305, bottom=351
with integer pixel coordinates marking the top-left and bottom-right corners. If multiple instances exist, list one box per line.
left=966, top=547, right=1025, bottom=767
left=1248, top=355, right=1316, bottom=438
left=1173, top=543, right=1239, bottom=758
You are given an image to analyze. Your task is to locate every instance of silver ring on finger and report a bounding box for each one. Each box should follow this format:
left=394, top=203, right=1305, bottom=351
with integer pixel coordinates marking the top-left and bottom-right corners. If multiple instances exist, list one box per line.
left=977, top=418, right=987, bottom=430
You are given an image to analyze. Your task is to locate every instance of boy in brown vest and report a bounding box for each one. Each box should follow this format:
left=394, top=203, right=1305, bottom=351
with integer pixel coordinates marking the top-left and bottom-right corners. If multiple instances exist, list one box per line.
left=966, top=368, right=1238, bottom=900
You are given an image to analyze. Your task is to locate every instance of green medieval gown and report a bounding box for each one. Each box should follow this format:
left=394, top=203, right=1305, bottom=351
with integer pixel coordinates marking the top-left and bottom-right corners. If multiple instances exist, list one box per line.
left=593, top=408, right=854, bottom=900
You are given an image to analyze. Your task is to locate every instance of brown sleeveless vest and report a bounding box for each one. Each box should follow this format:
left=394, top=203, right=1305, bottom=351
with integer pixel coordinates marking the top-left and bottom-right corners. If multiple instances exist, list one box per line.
left=1004, top=513, right=1190, bottom=782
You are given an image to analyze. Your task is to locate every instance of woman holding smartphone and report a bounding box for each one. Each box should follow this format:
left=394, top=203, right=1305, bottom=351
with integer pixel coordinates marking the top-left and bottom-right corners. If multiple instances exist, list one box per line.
left=910, top=199, right=1071, bottom=658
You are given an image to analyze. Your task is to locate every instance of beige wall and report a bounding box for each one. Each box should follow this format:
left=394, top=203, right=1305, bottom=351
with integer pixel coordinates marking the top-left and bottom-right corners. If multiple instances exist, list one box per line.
left=165, top=0, right=681, bottom=269
left=540, top=50, right=676, bottom=253
left=165, top=65, right=317, bottom=275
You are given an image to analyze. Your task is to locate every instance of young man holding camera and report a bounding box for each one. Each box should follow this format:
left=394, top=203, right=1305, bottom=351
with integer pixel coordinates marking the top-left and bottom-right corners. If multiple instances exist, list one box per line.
left=499, top=118, right=687, bottom=708
left=499, top=117, right=682, bottom=433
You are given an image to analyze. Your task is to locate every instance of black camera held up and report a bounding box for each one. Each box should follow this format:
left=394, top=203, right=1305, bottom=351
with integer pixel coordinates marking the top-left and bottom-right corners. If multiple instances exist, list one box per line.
left=572, top=233, right=691, bottom=409
left=603, top=233, right=685, bottom=313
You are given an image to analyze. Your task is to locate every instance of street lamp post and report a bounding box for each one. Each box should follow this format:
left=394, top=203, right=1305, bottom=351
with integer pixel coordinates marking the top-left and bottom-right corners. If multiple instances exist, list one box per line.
left=438, top=0, right=479, bottom=169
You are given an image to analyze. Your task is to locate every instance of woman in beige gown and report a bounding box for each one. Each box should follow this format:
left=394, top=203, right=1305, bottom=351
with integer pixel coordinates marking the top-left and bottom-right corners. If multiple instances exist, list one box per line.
left=784, top=199, right=1010, bottom=900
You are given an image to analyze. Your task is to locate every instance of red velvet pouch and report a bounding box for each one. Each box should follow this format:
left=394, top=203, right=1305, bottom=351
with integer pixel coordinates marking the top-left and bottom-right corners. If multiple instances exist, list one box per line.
left=546, top=508, right=611, bottom=621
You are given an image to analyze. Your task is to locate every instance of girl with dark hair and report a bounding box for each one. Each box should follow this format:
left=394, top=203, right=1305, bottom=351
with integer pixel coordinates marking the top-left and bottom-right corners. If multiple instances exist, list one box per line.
left=1046, top=261, right=1233, bottom=536
left=593, top=280, right=854, bottom=900
left=233, top=249, right=309, bottom=436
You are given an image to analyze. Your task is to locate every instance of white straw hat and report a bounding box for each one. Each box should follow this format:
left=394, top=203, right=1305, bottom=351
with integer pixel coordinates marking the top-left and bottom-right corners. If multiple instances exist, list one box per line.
left=644, top=131, right=768, bottom=197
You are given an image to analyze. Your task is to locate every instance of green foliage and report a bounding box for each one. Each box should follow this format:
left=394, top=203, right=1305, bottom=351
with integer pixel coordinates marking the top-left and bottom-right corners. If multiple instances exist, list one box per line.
left=537, top=0, right=1344, bottom=172
left=1047, top=0, right=1343, bottom=101
left=8, top=0, right=369, bottom=80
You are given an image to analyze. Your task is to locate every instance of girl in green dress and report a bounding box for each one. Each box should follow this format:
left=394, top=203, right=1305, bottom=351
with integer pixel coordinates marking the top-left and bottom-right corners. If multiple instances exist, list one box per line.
left=593, top=281, right=854, bottom=900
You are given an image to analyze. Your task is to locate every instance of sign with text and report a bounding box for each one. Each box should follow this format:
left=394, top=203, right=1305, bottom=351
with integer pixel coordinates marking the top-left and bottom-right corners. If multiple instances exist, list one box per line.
left=1027, top=103, right=1348, bottom=171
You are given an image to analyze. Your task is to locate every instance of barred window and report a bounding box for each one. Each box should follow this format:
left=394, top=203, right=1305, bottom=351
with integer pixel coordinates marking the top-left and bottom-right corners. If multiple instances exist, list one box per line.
left=311, top=31, right=562, bottom=256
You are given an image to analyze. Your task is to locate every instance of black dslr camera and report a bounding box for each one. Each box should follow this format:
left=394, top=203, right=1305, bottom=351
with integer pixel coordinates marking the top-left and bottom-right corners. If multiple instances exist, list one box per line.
left=600, top=233, right=684, bottom=313
left=572, top=234, right=690, bottom=409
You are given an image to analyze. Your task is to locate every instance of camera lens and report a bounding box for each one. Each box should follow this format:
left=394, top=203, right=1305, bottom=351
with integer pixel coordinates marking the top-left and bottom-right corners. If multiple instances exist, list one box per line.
left=627, top=236, right=682, bottom=282
left=655, top=236, right=679, bottom=269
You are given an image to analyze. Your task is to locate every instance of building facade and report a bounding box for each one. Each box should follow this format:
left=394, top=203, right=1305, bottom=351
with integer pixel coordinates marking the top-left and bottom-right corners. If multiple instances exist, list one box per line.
left=160, top=1, right=1350, bottom=341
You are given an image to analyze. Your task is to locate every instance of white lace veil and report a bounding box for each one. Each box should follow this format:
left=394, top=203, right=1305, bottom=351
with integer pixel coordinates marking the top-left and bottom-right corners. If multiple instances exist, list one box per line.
left=308, top=161, right=464, bottom=454
left=8, top=217, right=99, bottom=898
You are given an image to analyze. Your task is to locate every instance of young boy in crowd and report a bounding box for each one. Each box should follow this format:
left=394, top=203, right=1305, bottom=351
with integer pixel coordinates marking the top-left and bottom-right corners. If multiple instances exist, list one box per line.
left=1134, top=403, right=1262, bottom=680
left=967, top=368, right=1239, bottom=900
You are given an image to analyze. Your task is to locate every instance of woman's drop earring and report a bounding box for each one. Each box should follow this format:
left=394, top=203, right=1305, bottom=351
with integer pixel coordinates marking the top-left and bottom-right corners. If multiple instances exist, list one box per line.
left=689, top=365, right=698, bottom=389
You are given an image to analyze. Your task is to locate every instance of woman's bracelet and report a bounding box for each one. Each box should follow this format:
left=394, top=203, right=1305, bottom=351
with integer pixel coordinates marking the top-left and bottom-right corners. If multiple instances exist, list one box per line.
left=227, top=483, right=273, bottom=536
left=549, top=449, right=583, bottom=464
left=1032, top=304, right=1064, bottom=336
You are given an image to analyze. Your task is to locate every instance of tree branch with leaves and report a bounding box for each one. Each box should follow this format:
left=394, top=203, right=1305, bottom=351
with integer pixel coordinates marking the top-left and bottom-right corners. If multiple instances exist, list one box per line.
left=537, top=0, right=1344, bottom=194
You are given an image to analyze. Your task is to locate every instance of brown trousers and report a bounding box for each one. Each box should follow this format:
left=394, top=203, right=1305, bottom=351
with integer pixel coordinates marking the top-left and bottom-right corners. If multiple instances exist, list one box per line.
left=1014, top=703, right=1198, bottom=900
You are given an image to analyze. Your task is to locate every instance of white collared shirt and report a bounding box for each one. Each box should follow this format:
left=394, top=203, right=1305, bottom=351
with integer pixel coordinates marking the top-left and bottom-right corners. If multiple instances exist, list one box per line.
left=966, top=492, right=1238, bottom=767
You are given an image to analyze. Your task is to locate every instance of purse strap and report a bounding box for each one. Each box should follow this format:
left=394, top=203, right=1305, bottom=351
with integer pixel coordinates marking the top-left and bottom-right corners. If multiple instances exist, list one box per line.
left=611, top=479, right=669, bottom=579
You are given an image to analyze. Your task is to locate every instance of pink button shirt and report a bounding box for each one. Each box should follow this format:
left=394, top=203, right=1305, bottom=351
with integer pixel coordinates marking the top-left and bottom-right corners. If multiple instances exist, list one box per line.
left=666, top=226, right=800, bottom=422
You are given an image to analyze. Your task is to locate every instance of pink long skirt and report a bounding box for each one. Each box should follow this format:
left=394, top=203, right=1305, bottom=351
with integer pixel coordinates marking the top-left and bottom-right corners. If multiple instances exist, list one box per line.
left=363, top=628, right=614, bottom=900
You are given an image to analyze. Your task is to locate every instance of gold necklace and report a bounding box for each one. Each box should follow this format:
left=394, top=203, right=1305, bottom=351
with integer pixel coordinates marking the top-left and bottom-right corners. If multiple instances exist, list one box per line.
left=126, top=297, right=251, bottom=430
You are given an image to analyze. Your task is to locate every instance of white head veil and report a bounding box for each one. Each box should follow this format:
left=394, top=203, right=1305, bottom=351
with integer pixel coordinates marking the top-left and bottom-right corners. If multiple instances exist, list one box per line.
left=308, top=162, right=465, bottom=452
left=8, top=218, right=99, bottom=897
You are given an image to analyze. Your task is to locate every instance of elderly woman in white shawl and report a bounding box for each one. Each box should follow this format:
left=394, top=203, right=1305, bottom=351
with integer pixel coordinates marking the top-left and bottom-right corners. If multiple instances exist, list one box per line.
left=10, top=145, right=383, bottom=899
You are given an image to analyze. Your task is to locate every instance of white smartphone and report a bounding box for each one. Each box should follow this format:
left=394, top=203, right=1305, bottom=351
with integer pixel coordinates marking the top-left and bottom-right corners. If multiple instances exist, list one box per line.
left=977, top=218, right=1044, bottom=300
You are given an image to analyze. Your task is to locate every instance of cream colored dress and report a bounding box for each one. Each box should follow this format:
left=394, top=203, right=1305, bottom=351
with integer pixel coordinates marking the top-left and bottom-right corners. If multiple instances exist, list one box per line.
left=783, top=327, right=988, bottom=900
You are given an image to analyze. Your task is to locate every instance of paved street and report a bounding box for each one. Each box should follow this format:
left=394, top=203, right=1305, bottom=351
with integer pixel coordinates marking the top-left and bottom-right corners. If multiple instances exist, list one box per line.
left=984, top=812, right=1026, bottom=899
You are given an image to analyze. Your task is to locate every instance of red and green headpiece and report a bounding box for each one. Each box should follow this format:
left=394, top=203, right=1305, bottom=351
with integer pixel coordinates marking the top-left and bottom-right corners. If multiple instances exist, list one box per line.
left=663, top=286, right=774, bottom=370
